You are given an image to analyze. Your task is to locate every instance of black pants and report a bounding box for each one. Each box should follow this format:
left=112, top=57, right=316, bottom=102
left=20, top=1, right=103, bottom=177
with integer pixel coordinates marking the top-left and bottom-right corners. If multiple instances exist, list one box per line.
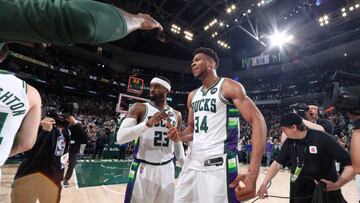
left=290, top=182, right=347, bottom=203
left=93, top=146, right=104, bottom=158
left=64, top=153, right=78, bottom=181
left=119, top=145, right=126, bottom=160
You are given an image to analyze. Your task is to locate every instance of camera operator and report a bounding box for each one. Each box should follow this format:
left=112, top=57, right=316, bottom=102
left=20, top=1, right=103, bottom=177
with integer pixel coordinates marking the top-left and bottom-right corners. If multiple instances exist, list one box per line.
left=11, top=111, right=72, bottom=203
left=348, top=112, right=360, bottom=173
left=63, top=116, right=87, bottom=187
left=305, top=104, right=334, bottom=135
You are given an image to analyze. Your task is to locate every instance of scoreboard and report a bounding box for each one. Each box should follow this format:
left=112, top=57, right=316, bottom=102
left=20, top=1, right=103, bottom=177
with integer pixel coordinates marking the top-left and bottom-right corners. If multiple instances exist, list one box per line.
left=127, top=76, right=144, bottom=95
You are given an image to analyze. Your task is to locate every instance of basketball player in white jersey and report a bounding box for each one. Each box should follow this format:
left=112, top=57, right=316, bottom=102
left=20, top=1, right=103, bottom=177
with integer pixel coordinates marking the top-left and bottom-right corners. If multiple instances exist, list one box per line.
left=168, top=47, right=267, bottom=202
left=0, top=69, right=41, bottom=185
left=117, top=76, right=185, bottom=203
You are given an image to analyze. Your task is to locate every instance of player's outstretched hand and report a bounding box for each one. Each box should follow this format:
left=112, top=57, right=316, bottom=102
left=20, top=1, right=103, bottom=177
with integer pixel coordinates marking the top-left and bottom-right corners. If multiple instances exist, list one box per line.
left=167, top=122, right=180, bottom=142
left=229, top=172, right=257, bottom=201
left=138, top=13, right=163, bottom=31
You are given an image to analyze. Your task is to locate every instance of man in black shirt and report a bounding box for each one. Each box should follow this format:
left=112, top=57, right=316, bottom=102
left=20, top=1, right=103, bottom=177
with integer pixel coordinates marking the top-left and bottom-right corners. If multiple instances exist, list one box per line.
left=63, top=117, right=87, bottom=187
left=11, top=116, right=71, bottom=203
left=257, top=113, right=353, bottom=203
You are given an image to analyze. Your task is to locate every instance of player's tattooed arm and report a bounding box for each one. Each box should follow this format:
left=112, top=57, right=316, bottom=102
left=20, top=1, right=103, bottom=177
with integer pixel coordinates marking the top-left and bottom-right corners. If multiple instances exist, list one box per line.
left=125, top=102, right=146, bottom=122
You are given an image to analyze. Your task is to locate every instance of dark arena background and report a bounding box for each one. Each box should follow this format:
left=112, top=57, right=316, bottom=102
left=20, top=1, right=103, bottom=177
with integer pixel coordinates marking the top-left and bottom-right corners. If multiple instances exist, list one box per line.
left=0, top=0, right=360, bottom=202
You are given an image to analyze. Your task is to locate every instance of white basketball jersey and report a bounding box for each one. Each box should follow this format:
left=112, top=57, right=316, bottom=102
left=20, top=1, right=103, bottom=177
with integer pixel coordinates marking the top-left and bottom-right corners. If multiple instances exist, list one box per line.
left=0, top=71, right=29, bottom=166
left=190, top=78, right=239, bottom=157
left=134, top=102, right=178, bottom=163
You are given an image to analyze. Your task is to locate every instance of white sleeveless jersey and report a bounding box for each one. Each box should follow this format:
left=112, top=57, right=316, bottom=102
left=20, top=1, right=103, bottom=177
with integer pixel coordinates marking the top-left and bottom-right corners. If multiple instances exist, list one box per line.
left=134, top=102, right=178, bottom=163
left=0, top=71, right=29, bottom=166
left=190, top=78, right=240, bottom=157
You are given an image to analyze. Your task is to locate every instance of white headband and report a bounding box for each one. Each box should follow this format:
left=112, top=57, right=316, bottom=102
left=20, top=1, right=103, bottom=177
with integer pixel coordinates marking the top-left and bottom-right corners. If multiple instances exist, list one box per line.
left=150, top=77, right=171, bottom=91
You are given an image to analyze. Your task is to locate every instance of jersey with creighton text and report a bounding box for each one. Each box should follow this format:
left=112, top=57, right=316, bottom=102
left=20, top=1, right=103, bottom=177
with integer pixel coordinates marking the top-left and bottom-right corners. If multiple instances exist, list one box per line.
left=0, top=71, right=29, bottom=166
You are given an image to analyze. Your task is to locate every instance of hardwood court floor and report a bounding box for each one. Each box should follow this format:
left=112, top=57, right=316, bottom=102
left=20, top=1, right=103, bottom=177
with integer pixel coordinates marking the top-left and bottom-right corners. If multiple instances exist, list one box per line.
left=1, top=162, right=358, bottom=203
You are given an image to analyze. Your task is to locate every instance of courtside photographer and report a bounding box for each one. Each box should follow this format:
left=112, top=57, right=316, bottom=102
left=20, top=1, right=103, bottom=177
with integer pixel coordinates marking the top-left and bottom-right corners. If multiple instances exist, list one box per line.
left=11, top=103, right=78, bottom=203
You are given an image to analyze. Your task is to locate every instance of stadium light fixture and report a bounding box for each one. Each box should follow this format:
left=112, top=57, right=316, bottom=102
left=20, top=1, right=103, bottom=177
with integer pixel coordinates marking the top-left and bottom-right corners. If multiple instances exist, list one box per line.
left=269, top=32, right=294, bottom=47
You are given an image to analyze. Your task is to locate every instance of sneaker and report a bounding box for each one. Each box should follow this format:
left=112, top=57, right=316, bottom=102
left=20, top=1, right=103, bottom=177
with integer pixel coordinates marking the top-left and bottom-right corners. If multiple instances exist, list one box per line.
left=63, top=180, right=70, bottom=187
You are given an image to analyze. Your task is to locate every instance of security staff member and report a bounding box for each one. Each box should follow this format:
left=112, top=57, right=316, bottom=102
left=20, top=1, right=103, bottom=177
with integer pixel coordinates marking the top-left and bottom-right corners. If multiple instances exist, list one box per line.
left=257, top=113, right=353, bottom=203
left=11, top=115, right=71, bottom=203
left=63, top=116, right=87, bottom=187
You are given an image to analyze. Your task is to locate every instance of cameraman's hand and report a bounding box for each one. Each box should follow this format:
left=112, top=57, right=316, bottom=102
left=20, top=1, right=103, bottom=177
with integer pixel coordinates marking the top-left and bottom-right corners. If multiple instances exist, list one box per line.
left=145, top=112, right=168, bottom=127
left=41, top=117, right=55, bottom=132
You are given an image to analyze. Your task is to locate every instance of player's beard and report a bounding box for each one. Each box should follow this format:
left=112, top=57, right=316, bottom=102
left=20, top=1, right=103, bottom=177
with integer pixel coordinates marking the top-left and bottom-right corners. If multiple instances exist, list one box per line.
left=149, top=94, right=165, bottom=102
left=194, top=69, right=205, bottom=80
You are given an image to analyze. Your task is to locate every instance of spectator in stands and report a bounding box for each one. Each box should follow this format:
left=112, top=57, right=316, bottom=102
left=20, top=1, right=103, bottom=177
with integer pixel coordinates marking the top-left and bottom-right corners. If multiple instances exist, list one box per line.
left=93, top=131, right=108, bottom=159
left=265, top=138, right=273, bottom=167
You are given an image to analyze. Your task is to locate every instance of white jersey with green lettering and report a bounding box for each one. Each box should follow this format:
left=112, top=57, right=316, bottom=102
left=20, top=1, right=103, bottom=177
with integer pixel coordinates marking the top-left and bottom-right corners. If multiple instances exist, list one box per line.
left=190, top=77, right=239, bottom=157
left=0, top=71, right=29, bottom=166
left=133, top=102, right=178, bottom=163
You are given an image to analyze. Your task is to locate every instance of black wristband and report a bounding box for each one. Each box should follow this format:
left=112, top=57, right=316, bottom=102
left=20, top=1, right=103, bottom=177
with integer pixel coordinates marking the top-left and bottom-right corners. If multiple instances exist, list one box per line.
left=353, top=119, right=360, bottom=130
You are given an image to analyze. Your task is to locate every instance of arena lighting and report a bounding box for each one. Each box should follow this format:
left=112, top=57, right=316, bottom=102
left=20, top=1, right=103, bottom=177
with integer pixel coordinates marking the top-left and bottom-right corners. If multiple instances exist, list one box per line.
left=356, top=4, right=359, bottom=8
left=342, top=12, right=347, bottom=17
left=217, top=40, right=230, bottom=49
left=226, top=4, right=236, bottom=14
left=211, top=32, right=218, bottom=38
left=171, top=24, right=181, bottom=34
left=247, top=9, right=252, bottom=13
left=319, top=15, right=329, bottom=26
left=269, top=32, right=294, bottom=47
left=341, top=8, right=346, bottom=12
left=219, top=22, right=224, bottom=27
left=204, top=19, right=218, bottom=31
left=184, top=30, right=193, bottom=41
left=350, top=6, right=354, bottom=11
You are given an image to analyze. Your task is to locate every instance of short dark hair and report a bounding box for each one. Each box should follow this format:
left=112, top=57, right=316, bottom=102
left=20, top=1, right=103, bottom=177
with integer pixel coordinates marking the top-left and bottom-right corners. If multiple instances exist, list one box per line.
left=193, top=47, right=219, bottom=68
left=156, top=76, right=171, bottom=86
left=296, top=123, right=307, bottom=131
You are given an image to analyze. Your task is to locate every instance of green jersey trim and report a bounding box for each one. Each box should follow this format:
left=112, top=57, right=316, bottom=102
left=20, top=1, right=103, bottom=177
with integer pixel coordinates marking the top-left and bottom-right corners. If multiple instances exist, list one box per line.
left=200, top=77, right=221, bottom=96
left=0, top=70, right=12, bottom=74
